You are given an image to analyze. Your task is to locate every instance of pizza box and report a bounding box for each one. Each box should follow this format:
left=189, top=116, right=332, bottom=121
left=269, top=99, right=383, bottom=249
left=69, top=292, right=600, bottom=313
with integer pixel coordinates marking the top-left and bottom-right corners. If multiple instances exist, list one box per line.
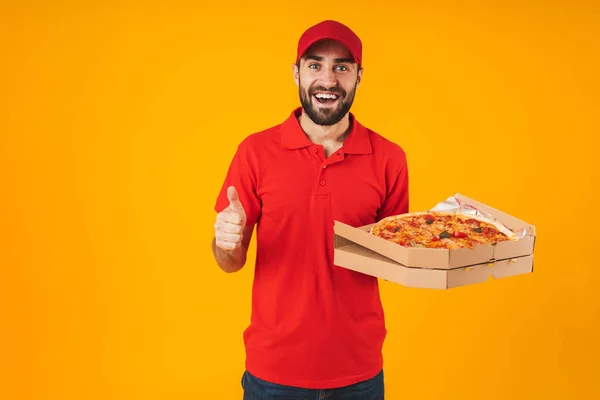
left=333, top=194, right=536, bottom=289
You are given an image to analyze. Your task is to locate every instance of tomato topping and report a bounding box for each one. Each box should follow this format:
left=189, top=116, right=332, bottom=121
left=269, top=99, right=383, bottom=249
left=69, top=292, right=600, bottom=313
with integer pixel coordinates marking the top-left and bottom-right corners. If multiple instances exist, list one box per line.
left=453, top=231, right=467, bottom=238
left=431, top=236, right=440, bottom=242
left=465, top=218, right=481, bottom=227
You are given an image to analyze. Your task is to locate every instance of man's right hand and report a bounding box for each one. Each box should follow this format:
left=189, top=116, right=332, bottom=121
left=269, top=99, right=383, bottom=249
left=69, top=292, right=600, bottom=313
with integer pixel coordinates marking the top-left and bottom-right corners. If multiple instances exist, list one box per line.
left=214, top=186, right=247, bottom=253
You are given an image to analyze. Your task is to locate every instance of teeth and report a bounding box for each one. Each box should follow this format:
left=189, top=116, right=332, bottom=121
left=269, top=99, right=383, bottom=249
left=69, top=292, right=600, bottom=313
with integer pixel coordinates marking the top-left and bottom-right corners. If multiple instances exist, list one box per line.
left=315, top=93, right=338, bottom=99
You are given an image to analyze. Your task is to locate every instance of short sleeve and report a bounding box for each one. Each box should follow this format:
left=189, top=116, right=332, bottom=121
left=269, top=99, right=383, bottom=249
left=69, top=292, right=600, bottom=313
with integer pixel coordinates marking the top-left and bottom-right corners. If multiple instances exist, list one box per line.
left=377, top=149, right=409, bottom=221
left=214, top=139, right=262, bottom=226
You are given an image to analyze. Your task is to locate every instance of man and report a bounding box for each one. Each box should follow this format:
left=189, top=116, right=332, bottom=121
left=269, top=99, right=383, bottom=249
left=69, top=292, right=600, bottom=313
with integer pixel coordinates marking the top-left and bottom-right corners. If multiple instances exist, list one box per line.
left=212, top=20, right=409, bottom=399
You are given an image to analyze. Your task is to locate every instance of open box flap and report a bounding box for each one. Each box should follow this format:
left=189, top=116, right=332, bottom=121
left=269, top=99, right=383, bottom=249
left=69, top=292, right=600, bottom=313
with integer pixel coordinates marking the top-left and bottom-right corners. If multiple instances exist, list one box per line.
left=449, top=193, right=536, bottom=236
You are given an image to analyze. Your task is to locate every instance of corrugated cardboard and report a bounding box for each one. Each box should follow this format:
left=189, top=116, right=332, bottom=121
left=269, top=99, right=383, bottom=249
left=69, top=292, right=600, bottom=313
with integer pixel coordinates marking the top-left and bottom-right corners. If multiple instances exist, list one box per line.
left=333, top=194, right=536, bottom=289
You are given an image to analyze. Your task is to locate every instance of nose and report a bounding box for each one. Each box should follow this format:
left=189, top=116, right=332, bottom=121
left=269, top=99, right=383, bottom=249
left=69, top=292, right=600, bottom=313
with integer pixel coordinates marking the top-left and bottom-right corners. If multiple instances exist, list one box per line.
left=320, top=68, right=337, bottom=87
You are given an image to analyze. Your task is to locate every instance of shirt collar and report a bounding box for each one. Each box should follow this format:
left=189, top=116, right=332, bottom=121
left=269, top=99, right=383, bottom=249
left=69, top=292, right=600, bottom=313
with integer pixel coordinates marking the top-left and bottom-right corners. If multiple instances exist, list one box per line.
left=281, top=107, right=372, bottom=154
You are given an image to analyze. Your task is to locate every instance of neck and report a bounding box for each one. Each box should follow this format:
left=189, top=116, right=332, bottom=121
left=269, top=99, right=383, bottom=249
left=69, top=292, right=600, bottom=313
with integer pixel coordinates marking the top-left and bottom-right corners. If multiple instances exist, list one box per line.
left=298, top=111, right=351, bottom=145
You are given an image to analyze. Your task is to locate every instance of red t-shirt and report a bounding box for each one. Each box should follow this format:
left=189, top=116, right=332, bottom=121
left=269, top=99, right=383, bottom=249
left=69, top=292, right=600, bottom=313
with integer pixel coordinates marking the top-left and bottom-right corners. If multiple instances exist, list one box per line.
left=214, top=107, right=409, bottom=389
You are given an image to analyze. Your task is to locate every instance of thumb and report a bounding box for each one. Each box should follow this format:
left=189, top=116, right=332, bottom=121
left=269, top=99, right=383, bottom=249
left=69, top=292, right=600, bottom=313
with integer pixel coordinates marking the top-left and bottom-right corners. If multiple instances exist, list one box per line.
left=227, top=186, right=245, bottom=213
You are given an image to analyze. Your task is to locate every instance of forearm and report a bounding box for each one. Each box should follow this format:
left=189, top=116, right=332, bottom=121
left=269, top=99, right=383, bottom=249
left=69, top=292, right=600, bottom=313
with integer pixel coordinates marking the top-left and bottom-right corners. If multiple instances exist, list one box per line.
left=212, top=237, right=248, bottom=273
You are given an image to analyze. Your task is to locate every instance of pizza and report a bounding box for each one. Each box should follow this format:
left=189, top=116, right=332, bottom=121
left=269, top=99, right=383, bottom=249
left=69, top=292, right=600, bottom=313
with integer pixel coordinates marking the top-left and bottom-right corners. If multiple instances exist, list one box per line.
left=370, top=211, right=517, bottom=249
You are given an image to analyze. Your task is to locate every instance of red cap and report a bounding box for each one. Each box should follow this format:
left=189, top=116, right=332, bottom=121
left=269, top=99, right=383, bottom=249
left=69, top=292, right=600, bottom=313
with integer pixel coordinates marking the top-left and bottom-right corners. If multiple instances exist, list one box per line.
left=296, top=20, right=363, bottom=66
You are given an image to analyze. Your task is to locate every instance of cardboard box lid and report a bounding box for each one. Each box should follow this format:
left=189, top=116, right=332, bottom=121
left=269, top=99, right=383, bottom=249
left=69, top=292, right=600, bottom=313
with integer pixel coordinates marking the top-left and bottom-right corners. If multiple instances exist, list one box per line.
left=333, top=193, right=536, bottom=270
left=452, top=194, right=536, bottom=236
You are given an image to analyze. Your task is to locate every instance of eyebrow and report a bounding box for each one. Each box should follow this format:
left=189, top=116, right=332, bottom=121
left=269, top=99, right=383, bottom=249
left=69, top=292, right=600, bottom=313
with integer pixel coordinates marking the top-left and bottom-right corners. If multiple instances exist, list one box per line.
left=305, top=55, right=355, bottom=64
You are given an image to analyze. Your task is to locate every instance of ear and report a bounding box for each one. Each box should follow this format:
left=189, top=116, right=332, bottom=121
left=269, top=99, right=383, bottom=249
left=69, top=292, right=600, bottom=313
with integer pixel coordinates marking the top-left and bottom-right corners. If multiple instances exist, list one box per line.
left=292, top=62, right=300, bottom=86
left=357, top=66, right=364, bottom=88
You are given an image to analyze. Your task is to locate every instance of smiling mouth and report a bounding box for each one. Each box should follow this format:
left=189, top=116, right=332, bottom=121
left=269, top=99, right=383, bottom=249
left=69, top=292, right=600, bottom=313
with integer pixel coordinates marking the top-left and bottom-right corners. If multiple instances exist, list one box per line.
left=313, top=92, right=340, bottom=105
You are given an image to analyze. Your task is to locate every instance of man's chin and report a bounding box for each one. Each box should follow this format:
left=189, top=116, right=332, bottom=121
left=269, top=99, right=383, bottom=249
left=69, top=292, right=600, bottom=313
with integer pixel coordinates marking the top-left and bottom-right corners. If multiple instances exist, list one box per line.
left=311, top=112, right=345, bottom=126
left=312, top=103, right=341, bottom=117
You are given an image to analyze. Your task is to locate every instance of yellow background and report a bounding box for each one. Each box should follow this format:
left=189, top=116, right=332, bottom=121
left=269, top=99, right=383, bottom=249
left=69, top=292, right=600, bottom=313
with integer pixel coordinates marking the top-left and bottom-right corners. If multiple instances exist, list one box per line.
left=1, top=1, right=599, bottom=399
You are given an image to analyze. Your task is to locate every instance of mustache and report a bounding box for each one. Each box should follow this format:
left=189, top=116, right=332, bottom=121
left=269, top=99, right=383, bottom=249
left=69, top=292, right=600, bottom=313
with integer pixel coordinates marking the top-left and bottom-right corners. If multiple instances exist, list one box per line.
left=308, top=86, right=346, bottom=97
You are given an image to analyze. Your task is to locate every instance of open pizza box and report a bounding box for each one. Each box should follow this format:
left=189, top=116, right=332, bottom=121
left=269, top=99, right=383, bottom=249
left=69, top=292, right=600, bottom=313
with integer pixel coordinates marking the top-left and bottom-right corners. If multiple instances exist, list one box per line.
left=333, top=194, right=536, bottom=289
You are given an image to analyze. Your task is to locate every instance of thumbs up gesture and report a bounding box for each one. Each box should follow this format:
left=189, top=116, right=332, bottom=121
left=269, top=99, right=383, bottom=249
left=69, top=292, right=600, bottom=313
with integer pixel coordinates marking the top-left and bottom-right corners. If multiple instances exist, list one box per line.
left=214, top=186, right=247, bottom=252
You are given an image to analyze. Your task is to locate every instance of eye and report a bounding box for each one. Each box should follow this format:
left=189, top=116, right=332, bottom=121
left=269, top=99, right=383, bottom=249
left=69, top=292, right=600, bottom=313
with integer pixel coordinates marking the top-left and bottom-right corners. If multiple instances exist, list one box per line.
left=336, top=65, right=349, bottom=71
left=308, top=63, right=320, bottom=69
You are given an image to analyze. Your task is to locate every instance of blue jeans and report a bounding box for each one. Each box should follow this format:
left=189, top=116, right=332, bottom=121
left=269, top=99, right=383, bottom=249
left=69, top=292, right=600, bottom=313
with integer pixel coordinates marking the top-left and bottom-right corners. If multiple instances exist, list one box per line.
left=241, top=369, right=384, bottom=400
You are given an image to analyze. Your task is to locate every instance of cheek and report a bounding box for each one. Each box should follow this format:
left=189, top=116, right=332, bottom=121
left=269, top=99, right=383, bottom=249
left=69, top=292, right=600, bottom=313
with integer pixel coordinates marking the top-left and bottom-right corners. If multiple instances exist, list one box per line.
left=299, top=80, right=315, bottom=94
left=300, top=70, right=320, bottom=84
left=342, top=80, right=358, bottom=94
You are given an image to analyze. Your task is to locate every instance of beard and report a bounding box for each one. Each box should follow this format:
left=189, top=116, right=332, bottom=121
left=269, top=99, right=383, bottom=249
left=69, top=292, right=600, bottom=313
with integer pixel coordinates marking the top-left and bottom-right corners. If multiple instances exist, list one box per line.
left=299, top=79, right=358, bottom=126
